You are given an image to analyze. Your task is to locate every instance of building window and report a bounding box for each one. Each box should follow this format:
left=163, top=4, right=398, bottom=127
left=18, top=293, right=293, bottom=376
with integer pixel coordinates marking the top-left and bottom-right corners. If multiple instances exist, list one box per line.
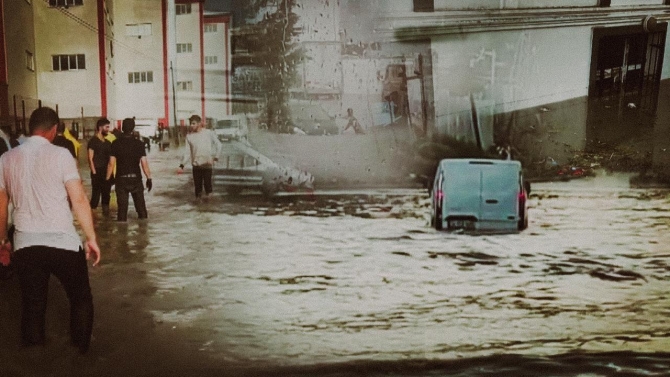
left=204, top=24, right=217, bottom=33
left=176, top=43, right=192, bottom=53
left=49, top=0, right=83, bottom=7
left=126, top=23, right=152, bottom=37
left=26, top=51, right=34, bottom=71
left=52, top=54, right=85, bottom=71
left=176, top=4, right=191, bottom=15
left=413, top=0, right=433, bottom=12
left=177, top=81, right=193, bottom=91
left=205, top=56, right=218, bottom=64
left=128, top=71, right=154, bottom=83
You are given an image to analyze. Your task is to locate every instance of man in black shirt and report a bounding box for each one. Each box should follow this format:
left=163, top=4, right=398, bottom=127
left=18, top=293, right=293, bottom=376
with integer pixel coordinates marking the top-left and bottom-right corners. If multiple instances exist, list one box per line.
left=87, top=118, right=113, bottom=213
left=106, top=118, right=152, bottom=222
left=53, top=122, right=76, bottom=159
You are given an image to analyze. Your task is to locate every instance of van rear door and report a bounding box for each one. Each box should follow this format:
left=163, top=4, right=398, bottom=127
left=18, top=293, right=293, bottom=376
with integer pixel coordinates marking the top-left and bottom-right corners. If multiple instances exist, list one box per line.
left=443, top=159, right=481, bottom=221
left=479, top=161, right=520, bottom=224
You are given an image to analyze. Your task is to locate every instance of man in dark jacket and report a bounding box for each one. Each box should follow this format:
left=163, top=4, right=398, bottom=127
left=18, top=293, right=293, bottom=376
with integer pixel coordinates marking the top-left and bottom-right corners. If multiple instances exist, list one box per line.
left=106, top=118, right=152, bottom=222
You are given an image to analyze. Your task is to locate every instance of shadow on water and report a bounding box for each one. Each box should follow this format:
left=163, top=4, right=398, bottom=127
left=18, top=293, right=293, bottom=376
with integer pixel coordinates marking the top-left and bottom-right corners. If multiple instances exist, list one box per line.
left=149, top=351, right=670, bottom=376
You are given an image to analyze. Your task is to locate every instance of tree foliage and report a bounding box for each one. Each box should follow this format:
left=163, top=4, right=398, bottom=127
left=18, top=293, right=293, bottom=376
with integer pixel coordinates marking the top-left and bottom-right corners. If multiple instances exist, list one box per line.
left=232, top=0, right=303, bottom=132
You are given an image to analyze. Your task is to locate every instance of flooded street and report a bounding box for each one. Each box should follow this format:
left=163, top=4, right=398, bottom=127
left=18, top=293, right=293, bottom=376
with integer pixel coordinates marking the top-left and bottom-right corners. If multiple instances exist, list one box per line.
left=151, top=175, right=670, bottom=366
left=3, top=146, right=670, bottom=376
left=5, top=0, right=670, bottom=375
left=129, top=152, right=670, bottom=372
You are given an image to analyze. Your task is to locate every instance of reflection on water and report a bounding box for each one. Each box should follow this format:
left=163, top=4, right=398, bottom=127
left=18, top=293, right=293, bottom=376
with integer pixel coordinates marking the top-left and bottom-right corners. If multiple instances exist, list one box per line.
left=133, top=180, right=670, bottom=374
left=94, top=214, right=150, bottom=264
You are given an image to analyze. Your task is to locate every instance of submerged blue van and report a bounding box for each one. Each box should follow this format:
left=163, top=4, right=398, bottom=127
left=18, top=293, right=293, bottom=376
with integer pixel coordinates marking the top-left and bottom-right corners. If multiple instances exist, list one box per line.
left=430, top=159, right=529, bottom=232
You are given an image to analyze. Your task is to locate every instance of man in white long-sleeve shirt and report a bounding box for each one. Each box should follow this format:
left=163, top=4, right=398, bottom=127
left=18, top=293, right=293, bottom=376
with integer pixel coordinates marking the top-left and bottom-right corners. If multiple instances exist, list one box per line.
left=178, top=114, right=222, bottom=199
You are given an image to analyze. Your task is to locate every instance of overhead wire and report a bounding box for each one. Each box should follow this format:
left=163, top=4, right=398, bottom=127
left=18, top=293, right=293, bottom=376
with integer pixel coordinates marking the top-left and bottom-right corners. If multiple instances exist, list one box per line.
left=39, top=0, right=163, bottom=65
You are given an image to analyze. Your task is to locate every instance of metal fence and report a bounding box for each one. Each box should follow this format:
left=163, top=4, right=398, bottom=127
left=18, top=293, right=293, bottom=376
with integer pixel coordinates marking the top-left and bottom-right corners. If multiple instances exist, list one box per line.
left=4, top=95, right=60, bottom=137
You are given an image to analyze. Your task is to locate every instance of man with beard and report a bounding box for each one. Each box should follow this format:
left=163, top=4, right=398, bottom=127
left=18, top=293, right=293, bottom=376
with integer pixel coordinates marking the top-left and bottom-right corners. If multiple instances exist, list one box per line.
left=87, top=118, right=113, bottom=214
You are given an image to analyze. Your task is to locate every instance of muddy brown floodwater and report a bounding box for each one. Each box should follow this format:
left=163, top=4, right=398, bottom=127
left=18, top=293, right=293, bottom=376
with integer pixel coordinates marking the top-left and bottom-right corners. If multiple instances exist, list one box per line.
left=1, top=147, right=670, bottom=377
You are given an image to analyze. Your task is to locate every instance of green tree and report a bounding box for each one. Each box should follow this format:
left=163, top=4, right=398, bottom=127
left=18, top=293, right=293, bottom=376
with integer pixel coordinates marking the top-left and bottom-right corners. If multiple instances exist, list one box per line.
left=232, top=0, right=303, bottom=132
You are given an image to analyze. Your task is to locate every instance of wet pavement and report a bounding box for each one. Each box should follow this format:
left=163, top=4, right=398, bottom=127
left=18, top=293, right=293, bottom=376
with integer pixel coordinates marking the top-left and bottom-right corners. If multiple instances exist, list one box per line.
left=1, top=144, right=670, bottom=376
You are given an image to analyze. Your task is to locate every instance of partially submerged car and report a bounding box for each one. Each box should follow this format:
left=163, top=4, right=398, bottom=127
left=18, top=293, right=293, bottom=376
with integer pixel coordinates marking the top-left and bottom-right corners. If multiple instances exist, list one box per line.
left=431, top=158, right=529, bottom=232
left=212, top=140, right=314, bottom=196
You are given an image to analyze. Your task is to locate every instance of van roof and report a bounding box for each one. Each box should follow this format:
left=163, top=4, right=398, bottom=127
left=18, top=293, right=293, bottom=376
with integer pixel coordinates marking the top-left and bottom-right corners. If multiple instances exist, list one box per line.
left=439, top=158, right=521, bottom=168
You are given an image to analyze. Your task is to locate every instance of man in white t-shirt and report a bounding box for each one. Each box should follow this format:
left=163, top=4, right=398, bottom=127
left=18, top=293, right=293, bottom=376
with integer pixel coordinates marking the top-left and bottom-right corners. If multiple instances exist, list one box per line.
left=0, top=107, right=101, bottom=353
left=0, top=128, right=10, bottom=156
left=178, top=114, right=222, bottom=199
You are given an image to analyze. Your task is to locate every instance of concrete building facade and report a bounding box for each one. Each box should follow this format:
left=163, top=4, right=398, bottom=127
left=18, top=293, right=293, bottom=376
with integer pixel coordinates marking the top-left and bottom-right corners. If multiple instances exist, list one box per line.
left=0, top=0, right=38, bottom=132
left=293, top=0, right=341, bottom=99
left=378, top=0, right=670, bottom=176
left=238, top=0, right=670, bottom=185
left=173, top=0, right=204, bottom=124
left=113, top=0, right=166, bottom=126
left=33, top=0, right=113, bottom=123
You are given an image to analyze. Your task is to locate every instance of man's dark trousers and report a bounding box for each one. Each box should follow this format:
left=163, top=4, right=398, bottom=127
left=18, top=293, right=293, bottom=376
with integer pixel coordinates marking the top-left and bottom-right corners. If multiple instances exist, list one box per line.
left=116, top=176, right=147, bottom=221
left=89, top=171, right=110, bottom=209
left=192, top=165, right=213, bottom=198
left=13, top=246, right=94, bottom=352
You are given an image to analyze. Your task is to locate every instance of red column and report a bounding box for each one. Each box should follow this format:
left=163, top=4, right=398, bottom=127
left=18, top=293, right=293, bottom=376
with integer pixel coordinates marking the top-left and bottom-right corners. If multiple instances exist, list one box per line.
left=199, top=2, right=205, bottom=119
left=224, top=16, right=230, bottom=115
left=162, top=0, right=169, bottom=125
left=97, top=0, right=107, bottom=116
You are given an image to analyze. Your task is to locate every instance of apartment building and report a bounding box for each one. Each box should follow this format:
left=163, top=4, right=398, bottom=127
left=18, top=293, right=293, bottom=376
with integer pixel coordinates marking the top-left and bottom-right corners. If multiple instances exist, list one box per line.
left=203, top=12, right=232, bottom=121
left=33, top=0, right=113, bottom=124
left=0, top=0, right=231, bottom=134
left=172, top=0, right=203, bottom=123
left=0, top=0, right=38, bottom=131
left=113, top=0, right=166, bottom=126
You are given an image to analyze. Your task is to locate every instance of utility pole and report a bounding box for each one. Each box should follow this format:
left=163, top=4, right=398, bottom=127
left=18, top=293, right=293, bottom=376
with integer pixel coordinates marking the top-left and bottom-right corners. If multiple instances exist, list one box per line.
left=167, top=0, right=177, bottom=138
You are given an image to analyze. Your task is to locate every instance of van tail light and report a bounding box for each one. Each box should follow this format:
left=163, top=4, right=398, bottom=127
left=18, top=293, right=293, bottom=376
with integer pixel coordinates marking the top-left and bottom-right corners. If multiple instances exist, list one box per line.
left=518, top=192, right=526, bottom=200
left=437, top=190, right=444, bottom=200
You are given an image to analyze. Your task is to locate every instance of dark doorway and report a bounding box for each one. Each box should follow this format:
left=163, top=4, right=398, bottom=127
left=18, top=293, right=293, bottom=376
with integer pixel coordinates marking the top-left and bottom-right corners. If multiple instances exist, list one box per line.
left=587, top=25, right=666, bottom=149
